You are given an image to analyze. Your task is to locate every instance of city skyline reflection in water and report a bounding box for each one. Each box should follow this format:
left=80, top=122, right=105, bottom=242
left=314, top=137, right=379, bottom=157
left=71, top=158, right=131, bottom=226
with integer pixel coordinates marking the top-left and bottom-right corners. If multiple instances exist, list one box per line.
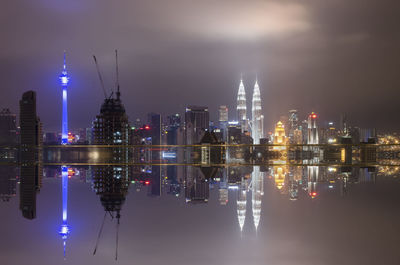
left=0, top=164, right=400, bottom=265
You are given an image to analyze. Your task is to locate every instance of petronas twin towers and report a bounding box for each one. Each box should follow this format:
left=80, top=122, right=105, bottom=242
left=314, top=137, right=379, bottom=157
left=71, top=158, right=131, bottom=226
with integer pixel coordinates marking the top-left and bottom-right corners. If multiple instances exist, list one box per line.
left=236, top=78, right=264, bottom=144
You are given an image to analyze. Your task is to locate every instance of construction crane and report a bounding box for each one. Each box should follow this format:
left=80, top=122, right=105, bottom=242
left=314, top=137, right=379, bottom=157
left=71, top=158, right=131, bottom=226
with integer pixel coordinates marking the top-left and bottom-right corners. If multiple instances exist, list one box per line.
left=115, top=49, right=121, bottom=101
left=92, top=55, right=108, bottom=99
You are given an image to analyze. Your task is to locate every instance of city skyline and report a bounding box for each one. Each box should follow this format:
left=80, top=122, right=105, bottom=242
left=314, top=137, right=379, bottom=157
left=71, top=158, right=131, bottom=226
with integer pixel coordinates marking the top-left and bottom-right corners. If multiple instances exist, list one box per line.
left=1, top=0, right=400, bottom=131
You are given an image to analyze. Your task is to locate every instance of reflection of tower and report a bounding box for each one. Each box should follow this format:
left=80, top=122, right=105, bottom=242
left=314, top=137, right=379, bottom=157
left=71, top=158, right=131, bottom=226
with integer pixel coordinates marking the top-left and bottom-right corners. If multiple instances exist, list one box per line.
left=288, top=166, right=301, bottom=201
left=251, top=166, right=263, bottom=231
left=237, top=79, right=247, bottom=131
left=185, top=167, right=210, bottom=203
left=251, top=81, right=264, bottom=144
left=92, top=165, right=130, bottom=260
left=307, top=113, right=319, bottom=144
left=0, top=166, right=17, bottom=202
left=59, top=52, right=70, bottom=145
left=307, top=166, right=319, bottom=198
left=273, top=166, right=287, bottom=191
left=237, top=177, right=247, bottom=232
left=219, top=169, right=228, bottom=205
left=59, top=166, right=71, bottom=259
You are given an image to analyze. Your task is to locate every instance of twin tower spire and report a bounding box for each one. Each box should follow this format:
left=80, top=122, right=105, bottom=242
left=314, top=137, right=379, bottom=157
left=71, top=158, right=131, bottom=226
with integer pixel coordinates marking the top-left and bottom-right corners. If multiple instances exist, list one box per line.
left=236, top=78, right=264, bottom=144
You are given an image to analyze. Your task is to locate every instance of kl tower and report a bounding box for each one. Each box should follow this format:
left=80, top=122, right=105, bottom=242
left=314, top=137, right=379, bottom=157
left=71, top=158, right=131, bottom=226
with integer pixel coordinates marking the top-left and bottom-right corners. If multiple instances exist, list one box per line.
left=59, top=52, right=70, bottom=145
left=58, top=52, right=71, bottom=258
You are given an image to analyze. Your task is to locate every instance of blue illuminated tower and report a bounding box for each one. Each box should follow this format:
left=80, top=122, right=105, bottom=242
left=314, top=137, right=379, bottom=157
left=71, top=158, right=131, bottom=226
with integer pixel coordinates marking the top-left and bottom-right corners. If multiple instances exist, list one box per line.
left=59, top=52, right=70, bottom=145
left=59, top=166, right=71, bottom=259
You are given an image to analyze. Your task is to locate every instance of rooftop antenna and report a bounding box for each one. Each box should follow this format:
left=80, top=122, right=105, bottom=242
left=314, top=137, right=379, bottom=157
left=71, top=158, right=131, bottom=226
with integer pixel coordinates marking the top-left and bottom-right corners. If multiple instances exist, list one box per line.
left=115, top=49, right=120, bottom=101
left=92, top=55, right=108, bottom=99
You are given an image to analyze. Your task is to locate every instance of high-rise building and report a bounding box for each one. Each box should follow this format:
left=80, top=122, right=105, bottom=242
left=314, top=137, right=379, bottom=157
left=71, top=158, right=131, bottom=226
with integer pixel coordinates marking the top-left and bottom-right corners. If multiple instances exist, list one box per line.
left=236, top=79, right=247, bottom=131
left=251, top=80, right=264, bottom=144
left=19, top=91, right=42, bottom=220
left=0, top=108, right=17, bottom=146
left=273, top=121, right=287, bottom=150
left=0, top=108, right=18, bottom=160
left=148, top=113, right=162, bottom=146
left=0, top=166, right=17, bottom=202
left=166, top=113, right=181, bottom=129
left=307, top=112, right=319, bottom=144
left=288, top=110, right=298, bottom=143
left=219, top=105, right=228, bottom=122
left=185, top=106, right=209, bottom=144
left=59, top=52, right=70, bottom=145
left=93, top=95, right=129, bottom=145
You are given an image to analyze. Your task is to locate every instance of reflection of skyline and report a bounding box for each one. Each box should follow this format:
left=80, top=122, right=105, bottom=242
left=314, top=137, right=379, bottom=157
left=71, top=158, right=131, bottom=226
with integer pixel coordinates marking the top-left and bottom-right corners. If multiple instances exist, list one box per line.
left=251, top=166, right=263, bottom=232
left=59, top=166, right=70, bottom=259
left=0, top=166, right=17, bottom=202
left=92, top=165, right=130, bottom=260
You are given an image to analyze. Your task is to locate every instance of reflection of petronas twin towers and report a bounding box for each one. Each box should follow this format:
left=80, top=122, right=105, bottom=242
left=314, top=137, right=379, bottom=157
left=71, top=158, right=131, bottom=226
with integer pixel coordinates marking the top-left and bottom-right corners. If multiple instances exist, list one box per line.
left=236, top=166, right=264, bottom=233
left=236, top=79, right=264, bottom=144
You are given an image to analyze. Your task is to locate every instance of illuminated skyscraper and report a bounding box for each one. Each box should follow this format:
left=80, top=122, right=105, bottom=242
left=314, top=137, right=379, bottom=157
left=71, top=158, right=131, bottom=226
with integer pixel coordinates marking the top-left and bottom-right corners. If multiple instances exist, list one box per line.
left=59, top=52, right=70, bottom=145
left=307, top=112, right=319, bottom=144
left=273, top=121, right=287, bottom=150
left=219, top=105, right=228, bottom=122
left=59, top=166, right=70, bottom=259
left=288, top=110, right=299, bottom=143
left=236, top=79, right=247, bottom=131
left=251, top=80, right=264, bottom=144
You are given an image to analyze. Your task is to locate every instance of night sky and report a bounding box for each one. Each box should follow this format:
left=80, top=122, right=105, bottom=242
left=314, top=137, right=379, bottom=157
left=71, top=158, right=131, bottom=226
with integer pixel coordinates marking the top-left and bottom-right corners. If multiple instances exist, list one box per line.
left=1, top=0, right=399, bottom=131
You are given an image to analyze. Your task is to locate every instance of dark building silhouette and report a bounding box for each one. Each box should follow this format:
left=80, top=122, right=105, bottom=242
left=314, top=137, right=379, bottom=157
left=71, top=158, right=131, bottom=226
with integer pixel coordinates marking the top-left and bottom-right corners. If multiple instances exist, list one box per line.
left=185, top=106, right=209, bottom=144
left=92, top=92, right=130, bottom=163
left=19, top=91, right=42, bottom=219
left=19, top=91, right=42, bottom=163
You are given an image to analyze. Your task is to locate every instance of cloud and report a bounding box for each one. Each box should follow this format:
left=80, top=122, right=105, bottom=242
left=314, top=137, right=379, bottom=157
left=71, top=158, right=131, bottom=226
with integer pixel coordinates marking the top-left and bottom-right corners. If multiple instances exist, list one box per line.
left=125, top=0, right=312, bottom=40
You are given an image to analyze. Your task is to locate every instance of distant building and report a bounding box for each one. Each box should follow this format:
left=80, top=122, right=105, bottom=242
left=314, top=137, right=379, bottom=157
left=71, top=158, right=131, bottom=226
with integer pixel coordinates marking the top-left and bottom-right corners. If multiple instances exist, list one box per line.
left=185, top=106, right=209, bottom=144
left=236, top=79, right=248, bottom=131
left=251, top=81, right=264, bottom=144
left=0, top=108, right=17, bottom=145
left=148, top=113, right=162, bottom=145
left=288, top=110, right=298, bottom=143
left=219, top=105, right=228, bottom=122
left=44, top=132, right=58, bottom=145
left=273, top=121, right=287, bottom=148
left=0, top=108, right=18, bottom=160
left=307, top=112, right=319, bottom=144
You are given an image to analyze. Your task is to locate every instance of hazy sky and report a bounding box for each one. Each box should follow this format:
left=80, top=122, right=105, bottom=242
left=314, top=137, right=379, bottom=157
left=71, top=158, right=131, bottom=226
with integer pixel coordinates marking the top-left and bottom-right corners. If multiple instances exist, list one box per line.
left=1, top=0, right=399, bottom=131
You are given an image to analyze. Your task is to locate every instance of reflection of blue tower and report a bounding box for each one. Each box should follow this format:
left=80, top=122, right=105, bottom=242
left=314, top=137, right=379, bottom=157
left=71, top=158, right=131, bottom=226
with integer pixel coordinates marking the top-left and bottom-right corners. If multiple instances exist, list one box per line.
left=59, top=52, right=70, bottom=145
left=59, top=166, right=70, bottom=259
